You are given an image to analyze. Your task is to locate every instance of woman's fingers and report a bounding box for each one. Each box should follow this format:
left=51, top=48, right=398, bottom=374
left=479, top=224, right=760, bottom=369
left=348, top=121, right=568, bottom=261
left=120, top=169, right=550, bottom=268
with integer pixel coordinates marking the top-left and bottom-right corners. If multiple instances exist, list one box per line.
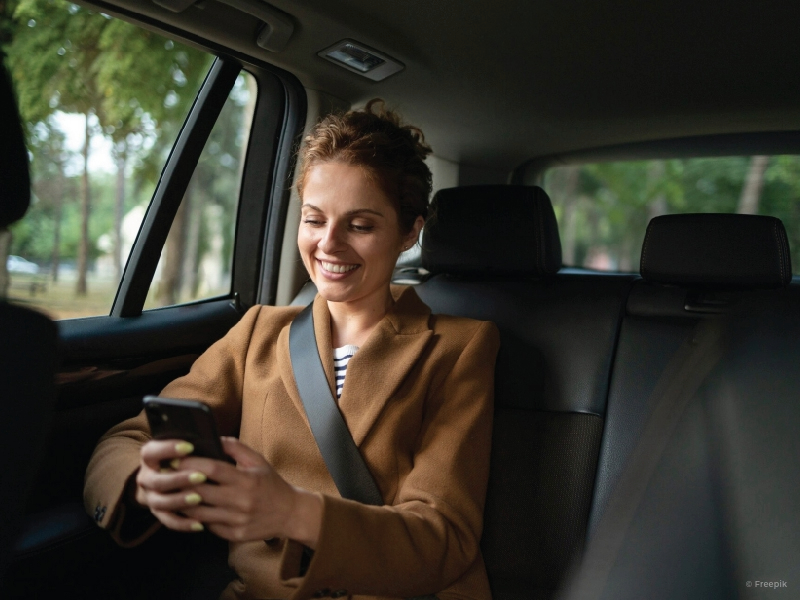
left=137, top=466, right=208, bottom=493
left=150, top=509, right=204, bottom=533
left=140, top=439, right=195, bottom=469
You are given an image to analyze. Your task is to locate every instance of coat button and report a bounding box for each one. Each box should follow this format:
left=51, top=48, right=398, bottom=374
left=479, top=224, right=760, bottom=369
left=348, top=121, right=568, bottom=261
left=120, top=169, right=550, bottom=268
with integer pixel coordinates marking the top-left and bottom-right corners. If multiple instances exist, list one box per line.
left=331, top=591, right=347, bottom=598
left=312, top=589, right=330, bottom=598
left=94, top=505, right=107, bottom=522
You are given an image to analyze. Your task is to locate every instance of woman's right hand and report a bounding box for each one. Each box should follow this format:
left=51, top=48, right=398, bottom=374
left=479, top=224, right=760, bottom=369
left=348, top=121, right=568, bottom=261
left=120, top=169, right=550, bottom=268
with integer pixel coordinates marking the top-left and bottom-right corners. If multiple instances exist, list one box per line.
left=134, top=439, right=208, bottom=532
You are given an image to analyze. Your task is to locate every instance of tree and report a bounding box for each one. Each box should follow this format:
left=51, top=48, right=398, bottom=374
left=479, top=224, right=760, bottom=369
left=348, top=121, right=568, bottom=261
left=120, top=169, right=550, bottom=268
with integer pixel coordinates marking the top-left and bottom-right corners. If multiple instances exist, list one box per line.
left=8, top=0, right=106, bottom=295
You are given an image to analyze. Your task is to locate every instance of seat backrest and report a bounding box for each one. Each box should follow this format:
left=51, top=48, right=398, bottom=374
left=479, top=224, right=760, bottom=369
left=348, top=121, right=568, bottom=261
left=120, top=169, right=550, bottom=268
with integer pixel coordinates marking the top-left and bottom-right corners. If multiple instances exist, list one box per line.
left=0, top=57, right=58, bottom=581
left=416, top=185, right=634, bottom=599
left=576, top=213, right=795, bottom=600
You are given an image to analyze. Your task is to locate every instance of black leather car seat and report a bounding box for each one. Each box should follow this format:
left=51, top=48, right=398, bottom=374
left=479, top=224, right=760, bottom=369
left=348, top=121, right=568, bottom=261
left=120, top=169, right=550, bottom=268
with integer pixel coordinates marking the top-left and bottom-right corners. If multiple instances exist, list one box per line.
left=0, top=56, right=59, bottom=581
left=571, top=213, right=794, bottom=600
left=414, top=185, right=636, bottom=600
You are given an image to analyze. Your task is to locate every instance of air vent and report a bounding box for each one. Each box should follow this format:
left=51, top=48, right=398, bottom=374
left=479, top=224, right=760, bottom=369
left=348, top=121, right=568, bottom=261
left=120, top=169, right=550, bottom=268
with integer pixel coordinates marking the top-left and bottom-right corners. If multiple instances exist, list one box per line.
left=318, top=40, right=404, bottom=81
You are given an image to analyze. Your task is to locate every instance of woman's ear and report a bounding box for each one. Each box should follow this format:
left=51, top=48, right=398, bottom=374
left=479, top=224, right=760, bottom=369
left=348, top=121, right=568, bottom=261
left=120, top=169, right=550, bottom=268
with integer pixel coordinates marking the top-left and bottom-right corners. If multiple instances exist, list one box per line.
left=403, top=215, right=425, bottom=249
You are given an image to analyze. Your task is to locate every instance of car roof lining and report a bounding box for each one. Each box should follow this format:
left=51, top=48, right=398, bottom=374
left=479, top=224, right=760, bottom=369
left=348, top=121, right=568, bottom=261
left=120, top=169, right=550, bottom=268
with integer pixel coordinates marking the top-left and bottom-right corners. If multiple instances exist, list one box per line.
left=82, top=0, right=800, bottom=175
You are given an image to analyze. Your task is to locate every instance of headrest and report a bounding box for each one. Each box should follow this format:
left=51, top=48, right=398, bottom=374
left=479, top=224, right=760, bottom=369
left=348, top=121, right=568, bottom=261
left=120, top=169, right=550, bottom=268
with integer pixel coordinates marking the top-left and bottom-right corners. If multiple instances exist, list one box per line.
left=0, top=58, right=31, bottom=229
left=421, top=185, right=562, bottom=277
left=641, top=213, right=792, bottom=288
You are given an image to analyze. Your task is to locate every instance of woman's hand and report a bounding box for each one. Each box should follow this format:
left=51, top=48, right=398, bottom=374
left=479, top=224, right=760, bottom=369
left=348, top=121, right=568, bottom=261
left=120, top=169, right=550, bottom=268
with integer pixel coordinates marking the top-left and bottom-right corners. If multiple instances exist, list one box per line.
left=135, top=437, right=323, bottom=547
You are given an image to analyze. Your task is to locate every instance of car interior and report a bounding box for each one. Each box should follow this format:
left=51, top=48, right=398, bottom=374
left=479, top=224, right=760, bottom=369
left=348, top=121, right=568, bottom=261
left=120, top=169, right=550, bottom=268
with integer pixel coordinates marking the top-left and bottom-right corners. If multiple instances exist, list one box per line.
left=2, top=1, right=799, bottom=599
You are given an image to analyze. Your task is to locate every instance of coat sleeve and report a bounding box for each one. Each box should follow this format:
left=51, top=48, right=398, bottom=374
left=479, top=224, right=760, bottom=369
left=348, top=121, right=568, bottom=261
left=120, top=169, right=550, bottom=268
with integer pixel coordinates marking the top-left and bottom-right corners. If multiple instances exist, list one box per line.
left=279, top=320, right=500, bottom=599
left=83, top=305, right=264, bottom=546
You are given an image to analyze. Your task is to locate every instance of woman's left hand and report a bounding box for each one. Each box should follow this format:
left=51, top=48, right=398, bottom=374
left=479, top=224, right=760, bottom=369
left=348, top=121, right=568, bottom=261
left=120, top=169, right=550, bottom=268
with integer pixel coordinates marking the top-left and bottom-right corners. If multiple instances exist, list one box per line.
left=173, top=437, right=323, bottom=548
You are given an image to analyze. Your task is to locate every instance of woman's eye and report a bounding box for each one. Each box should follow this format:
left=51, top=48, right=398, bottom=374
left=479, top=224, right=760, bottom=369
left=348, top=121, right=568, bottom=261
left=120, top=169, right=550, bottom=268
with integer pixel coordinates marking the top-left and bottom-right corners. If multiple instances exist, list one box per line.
left=303, top=218, right=324, bottom=226
left=351, top=223, right=374, bottom=232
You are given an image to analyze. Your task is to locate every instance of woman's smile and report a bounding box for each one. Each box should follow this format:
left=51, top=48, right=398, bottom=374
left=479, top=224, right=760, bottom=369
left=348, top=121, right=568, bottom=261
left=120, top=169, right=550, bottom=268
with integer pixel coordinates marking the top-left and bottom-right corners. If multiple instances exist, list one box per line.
left=318, top=260, right=360, bottom=276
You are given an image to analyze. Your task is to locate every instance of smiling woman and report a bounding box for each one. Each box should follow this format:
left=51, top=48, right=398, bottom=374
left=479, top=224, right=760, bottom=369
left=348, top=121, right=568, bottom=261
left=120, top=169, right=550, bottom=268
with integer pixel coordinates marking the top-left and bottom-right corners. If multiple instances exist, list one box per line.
left=84, top=100, right=500, bottom=600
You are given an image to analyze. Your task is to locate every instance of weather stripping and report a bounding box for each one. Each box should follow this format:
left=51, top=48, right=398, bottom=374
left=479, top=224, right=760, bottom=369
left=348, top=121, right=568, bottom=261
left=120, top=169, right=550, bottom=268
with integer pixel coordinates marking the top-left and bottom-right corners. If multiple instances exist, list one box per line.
left=318, top=40, right=404, bottom=81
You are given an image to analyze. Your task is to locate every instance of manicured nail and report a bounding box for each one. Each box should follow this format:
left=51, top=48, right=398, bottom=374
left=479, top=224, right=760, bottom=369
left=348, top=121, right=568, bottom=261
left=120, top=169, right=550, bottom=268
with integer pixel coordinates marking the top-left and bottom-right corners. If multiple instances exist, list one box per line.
left=170, top=458, right=182, bottom=470
left=175, top=442, right=194, bottom=455
left=188, top=472, right=207, bottom=484
left=159, top=468, right=171, bottom=474
left=185, top=492, right=203, bottom=505
left=190, top=522, right=204, bottom=532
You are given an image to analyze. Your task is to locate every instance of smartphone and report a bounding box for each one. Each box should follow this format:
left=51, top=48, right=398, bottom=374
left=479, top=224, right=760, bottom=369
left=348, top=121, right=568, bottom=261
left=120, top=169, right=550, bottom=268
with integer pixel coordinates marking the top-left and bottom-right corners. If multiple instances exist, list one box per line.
left=143, top=396, right=234, bottom=463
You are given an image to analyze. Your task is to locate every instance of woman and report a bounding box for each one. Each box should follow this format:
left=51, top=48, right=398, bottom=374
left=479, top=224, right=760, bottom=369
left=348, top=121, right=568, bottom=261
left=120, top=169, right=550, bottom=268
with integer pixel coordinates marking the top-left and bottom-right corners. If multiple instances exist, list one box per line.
left=85, top=99, right=499, bottom=599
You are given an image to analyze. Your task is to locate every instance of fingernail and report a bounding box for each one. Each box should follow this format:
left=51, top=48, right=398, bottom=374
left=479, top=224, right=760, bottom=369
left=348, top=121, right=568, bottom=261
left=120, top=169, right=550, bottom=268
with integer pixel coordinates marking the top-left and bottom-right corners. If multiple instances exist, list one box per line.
left=185, top=492, right=203, bottom=505
left=170, top=458, right=182, bottom=470
left=190, top=522, right=204, bottom=532
left=188, top=472, right=207, bottom=484
left=159, top=468, right=171, bottom=474
left=175, top=442, right=194, bottom=455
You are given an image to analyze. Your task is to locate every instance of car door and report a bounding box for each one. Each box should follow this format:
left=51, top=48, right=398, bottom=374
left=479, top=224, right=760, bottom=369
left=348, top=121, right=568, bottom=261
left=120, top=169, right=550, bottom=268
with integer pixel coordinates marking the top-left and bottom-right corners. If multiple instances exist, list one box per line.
left=2, top=9, right=305, bottom=597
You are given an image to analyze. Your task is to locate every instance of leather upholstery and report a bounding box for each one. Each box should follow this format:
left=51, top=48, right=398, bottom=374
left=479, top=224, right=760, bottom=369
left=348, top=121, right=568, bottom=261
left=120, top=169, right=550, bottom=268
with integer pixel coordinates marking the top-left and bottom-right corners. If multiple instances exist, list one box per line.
left=421, top=185, right=562, bottom=277
left=0, top=58, right=57, bottom=582
left=640, top=213, right=791, bottom=288
left=0, top=59, right=30, bottom=228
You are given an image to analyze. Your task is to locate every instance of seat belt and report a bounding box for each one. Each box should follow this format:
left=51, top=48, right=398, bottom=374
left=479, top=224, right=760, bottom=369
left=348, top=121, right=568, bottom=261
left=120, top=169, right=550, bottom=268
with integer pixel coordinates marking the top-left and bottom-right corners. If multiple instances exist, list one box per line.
left=289, top=303, right=384, bottom=506
left=289, top=303, right=438, bottom=600
left=562, top=317, right=728, bottom=600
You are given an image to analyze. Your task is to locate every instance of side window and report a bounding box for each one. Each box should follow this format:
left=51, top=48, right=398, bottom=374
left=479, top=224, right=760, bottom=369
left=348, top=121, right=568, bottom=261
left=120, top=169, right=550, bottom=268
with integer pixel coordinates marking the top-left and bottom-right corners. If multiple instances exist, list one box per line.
left=3, top=0, right=215, bottom=319
left=144, top=72, right=256, bottom=309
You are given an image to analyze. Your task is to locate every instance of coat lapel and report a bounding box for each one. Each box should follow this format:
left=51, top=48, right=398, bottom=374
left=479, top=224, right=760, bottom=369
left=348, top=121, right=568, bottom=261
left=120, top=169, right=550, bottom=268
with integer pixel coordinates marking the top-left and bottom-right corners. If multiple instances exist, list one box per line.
left=338, top=286, right=432, bottom=446
left=278, top=286, right=433, bottom=447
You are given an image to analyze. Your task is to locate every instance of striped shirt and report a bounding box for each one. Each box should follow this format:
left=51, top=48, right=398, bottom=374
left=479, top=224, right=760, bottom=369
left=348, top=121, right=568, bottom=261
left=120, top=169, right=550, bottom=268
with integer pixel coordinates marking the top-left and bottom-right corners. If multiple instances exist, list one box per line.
left=333, top=344, right=359, bottom=399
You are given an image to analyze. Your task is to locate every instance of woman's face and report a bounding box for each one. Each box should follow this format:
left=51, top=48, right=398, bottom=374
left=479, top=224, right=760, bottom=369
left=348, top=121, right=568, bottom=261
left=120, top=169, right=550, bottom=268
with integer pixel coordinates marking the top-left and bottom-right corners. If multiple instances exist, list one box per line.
left=299, top=162, right=422, bottom=307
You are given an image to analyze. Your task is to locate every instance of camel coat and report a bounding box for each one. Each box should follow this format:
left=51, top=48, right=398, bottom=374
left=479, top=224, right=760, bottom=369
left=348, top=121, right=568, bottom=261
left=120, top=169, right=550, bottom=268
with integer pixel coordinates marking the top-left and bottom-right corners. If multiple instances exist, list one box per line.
left=84, top=286, right=499, bottom=600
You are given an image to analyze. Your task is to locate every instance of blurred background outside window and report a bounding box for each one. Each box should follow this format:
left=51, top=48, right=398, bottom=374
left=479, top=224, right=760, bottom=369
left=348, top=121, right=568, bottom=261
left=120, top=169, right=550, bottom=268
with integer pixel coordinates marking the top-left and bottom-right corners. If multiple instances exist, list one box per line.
left=544, top=156, right=800, bottom=274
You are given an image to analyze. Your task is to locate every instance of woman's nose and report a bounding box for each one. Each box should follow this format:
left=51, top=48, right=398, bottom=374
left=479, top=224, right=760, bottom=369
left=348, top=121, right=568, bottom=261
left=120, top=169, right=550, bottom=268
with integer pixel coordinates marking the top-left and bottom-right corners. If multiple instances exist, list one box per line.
left=319, top=223, right=346, bottom=253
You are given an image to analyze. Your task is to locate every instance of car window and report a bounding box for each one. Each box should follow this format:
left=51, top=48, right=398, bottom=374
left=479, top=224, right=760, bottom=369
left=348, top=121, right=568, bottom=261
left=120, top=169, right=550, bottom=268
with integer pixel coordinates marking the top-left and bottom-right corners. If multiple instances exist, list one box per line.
left=543, top=156, right=800, bottom=273
left=142, top=72, right=255, bottom=310
left=4, top=0, right=214, bottom=319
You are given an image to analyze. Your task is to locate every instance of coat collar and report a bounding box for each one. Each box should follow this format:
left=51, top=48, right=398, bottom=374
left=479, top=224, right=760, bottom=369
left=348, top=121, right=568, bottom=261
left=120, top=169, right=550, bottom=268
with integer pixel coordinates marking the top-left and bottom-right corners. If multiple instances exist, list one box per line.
left=277, top=285, right=433, bottom=446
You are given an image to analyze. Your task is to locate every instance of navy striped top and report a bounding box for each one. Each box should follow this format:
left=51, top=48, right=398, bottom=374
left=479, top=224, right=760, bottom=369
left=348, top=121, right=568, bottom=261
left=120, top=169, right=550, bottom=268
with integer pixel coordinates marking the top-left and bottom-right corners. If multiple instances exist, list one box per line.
left=333, top=344, right=359, bottom=399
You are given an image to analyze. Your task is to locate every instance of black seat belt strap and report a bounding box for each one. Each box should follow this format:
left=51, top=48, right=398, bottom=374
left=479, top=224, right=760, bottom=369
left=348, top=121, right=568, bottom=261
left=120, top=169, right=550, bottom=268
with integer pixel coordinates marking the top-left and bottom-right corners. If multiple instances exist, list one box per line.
left=289, top=303, right=384, bottom=506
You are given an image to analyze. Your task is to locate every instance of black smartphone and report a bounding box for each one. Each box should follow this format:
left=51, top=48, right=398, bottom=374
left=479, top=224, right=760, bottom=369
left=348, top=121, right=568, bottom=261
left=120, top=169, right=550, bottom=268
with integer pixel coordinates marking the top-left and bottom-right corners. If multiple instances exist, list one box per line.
left=143, top=396, right=234, bottom=463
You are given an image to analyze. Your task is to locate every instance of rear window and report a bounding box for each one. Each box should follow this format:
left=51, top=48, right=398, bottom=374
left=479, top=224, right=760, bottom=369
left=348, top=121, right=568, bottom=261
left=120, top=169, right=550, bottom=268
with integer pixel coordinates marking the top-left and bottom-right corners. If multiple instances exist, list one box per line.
left=543, top=156, right=800, bottom=274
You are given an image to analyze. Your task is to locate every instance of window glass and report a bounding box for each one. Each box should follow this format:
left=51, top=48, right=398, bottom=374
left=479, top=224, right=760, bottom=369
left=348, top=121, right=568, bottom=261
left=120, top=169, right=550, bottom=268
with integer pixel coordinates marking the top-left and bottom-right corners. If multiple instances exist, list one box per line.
left=143, top=72, right=255, bottom=310
left=2, top=0, right=214, bottom=319
left=543, top=156, right=800, bottom=273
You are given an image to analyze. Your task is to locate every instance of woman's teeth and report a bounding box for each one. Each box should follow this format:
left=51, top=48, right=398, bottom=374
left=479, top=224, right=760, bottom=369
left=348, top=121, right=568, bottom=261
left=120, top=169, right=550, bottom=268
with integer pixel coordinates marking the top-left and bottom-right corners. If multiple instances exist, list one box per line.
left=321, top=261, right=358, bottom=274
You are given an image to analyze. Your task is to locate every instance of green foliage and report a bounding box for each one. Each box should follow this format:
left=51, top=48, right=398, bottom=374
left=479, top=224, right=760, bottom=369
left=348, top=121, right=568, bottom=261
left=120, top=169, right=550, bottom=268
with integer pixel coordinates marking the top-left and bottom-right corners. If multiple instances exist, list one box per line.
left=545, top=156, right=800, bottom=273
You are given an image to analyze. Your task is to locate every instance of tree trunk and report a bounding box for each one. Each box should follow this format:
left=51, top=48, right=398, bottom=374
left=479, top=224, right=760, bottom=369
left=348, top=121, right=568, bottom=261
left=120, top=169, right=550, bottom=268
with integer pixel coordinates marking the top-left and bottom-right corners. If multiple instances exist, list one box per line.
left=76, top=112, right=92, bottom=296
left=0, top=228, right=11, bottom=300
left=737, top=156, right=770, bottom=215
left=559, top=166, right=581, bottom=266
left=50, top=171, right=64, bottom=283
left=181, top=182, right=201, bottom=300
left=114, top=141, right=127, bottom=282
left=647, top=160, right=668, bottom=221
left=158, top=194, right=189, bottom=306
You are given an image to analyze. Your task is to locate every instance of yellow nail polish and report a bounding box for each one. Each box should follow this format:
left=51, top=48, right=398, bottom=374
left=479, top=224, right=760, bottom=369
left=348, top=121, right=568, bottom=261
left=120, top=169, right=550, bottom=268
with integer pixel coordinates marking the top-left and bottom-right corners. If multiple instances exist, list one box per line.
left=190, top=522, right=204, bottom=532
left=188, top=472, right=207, bottom=484
left=175, top=442, right=194, bottom=455
left=170, top=458, right=181, bottom=470
left=159, top=468, right=171, bottom=474
left=185, top=492, right=203, bottom=505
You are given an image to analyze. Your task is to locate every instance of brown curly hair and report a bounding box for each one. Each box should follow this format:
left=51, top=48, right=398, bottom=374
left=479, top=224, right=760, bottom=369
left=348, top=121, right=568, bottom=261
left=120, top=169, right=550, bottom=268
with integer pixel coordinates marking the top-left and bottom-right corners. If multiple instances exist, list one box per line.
left=296, top=98, right=433, bottom=235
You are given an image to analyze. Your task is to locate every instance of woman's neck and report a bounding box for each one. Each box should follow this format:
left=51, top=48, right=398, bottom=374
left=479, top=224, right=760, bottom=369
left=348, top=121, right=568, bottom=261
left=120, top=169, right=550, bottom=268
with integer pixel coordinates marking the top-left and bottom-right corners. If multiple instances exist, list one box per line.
left=327, top=288, right=394, bottom=348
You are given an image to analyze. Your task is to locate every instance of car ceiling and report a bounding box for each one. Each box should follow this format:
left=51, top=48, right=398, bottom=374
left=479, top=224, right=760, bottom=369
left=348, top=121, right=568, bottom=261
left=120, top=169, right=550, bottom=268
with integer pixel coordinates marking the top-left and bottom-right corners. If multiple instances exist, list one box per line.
left=89, top=0, right=800, bottom=171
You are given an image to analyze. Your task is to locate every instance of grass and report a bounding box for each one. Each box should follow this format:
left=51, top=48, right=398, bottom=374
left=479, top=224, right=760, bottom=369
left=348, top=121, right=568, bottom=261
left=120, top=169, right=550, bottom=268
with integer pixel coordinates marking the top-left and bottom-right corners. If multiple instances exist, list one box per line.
left=7, top=272, right=118, bottom=320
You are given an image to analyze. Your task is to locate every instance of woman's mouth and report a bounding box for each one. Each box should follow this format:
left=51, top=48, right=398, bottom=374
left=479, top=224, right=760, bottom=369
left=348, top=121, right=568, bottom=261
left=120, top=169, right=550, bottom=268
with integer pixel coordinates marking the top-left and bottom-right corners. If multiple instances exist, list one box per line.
left=319, top=260, right=359, bottom=274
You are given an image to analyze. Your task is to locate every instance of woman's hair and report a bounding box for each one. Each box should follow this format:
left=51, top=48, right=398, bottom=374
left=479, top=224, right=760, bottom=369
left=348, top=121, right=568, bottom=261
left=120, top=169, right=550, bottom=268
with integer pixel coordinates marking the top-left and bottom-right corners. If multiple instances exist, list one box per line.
left=297, top=98, right=433, bottom=235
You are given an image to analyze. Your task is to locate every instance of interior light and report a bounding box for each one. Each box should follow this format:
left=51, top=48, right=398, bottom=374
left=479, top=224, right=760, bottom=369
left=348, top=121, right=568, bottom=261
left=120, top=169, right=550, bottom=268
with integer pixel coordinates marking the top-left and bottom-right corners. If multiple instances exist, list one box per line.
left=318, top=39, right=404, bottom=81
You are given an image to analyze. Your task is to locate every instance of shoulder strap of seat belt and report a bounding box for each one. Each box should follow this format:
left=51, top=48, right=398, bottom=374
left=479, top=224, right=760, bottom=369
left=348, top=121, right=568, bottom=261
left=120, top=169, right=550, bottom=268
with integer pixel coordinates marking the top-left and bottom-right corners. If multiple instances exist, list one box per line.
left=563, top=317, right=728, bottom=600
left=289, top=302, right=384, bottom=506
